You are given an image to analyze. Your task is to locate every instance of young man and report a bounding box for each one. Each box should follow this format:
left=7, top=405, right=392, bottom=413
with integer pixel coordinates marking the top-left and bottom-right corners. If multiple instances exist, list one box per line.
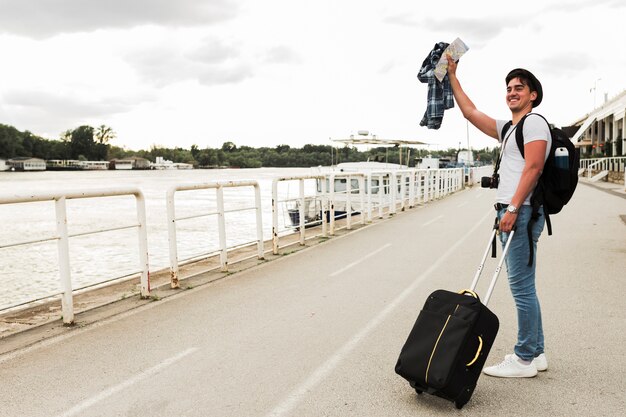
left=446, top=55, right=551, bottom=378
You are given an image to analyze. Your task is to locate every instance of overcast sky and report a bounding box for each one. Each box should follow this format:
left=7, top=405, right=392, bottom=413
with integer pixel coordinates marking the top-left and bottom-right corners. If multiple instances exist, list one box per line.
left=1, top=0, right=625, bottom=152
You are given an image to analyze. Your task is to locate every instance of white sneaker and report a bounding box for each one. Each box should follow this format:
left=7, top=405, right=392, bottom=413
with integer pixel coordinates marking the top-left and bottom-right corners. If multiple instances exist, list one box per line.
left=505, top=353, right=548, bottom=371
left=483, top=354, right=538, bottom=378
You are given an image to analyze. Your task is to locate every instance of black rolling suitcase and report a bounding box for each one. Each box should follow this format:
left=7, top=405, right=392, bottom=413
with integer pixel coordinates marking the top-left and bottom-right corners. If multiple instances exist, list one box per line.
left=395, top=227, right=515, bottom=409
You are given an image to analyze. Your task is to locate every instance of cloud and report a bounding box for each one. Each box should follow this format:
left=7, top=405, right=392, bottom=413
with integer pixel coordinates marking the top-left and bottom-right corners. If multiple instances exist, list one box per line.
left=383, top=13, right=507, bottom=49
left=542, top=0, right=626, bottom=12
left=197, top=65, right=254, bottom=85
left=7, top=90, right=120, bottom=115
left=2, top=90, right=155, bottom=135
left=124, top=37, right=253, bottom=87
left=0, top=0, right=239, bottom=38
left=188, top=38, right=241, bottom=65
left=262, top=46, right=301, bottom=64
left=382, top=14, right=419, bottom=28
left=535, top=52, right=594, bottom=77
left=417, top=17, right=505, bottom=45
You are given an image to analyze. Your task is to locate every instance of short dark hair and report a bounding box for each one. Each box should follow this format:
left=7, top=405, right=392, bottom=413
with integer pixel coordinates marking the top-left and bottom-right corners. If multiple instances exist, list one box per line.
left=506, top=68, right=543, bottom=108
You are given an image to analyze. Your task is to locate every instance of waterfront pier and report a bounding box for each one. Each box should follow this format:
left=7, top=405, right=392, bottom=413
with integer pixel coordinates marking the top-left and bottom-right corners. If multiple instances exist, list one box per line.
left=0, top=181, right=624, bottom=416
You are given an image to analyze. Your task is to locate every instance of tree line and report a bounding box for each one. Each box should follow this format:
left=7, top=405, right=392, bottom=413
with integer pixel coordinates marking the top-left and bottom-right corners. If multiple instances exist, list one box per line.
left=0, top=123, right=498, bottom=168
left=1, top=124, right=114, bottom=162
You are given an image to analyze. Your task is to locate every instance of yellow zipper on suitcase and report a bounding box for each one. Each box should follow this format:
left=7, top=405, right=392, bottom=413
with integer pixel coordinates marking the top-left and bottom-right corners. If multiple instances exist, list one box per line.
left=425, top=310, right=455, bottom=384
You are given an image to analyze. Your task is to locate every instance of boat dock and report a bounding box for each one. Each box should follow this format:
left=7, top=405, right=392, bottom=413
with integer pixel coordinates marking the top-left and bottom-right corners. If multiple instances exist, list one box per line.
left=0, top=180, right=625, bottom=416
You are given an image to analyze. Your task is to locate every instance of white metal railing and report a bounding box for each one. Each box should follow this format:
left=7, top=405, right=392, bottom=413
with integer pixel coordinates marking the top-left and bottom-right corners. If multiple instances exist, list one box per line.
left=411, top=168, right=464, bottom=203
left=0, top=188, right=149, bottom=325
left=269, top=168, right=468, bottom=252
left=391, top=170, right=416, bottom=212
left=166, top=181, right=264, bottom=288
left=2, top=167, right=475, bottom=316
left=368, top=171, right=397, bottom=217
left=328, top=172, right=366, bottom=234
left=421, top=169, right=440, bottom=202
left=580, top=157, right=626, bottom=178
left=365, top=171, right=387, bottom=220
left=271, top=175, right=326, bottom=254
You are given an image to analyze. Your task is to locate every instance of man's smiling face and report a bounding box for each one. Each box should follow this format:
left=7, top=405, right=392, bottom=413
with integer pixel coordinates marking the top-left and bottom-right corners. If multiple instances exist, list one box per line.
left=506, top=77, right=537, bottom=112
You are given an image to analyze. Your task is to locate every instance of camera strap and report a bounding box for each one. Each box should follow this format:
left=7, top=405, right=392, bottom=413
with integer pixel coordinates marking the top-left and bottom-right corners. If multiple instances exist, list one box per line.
left=493, top=124, right=517, bottom=177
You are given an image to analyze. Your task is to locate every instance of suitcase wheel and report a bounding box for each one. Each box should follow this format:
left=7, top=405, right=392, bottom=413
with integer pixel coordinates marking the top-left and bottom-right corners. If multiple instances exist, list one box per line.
left=455, top=386, right=474, bottom=409
left=415, top=389, right=423, bottom=395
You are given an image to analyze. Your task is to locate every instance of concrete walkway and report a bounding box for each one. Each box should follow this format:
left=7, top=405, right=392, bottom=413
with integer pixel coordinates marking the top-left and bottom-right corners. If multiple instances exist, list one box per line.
left=0, top=182, right=624, bottom=416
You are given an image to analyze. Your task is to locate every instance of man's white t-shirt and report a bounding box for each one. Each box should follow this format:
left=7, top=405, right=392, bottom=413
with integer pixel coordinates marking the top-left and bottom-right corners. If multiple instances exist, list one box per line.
left=495, top=114, right=551, bottom=205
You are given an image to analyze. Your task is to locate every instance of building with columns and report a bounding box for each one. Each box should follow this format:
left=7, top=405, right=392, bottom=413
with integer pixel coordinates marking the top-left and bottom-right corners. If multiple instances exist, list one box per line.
left=569, top=90, right=626, bottom=158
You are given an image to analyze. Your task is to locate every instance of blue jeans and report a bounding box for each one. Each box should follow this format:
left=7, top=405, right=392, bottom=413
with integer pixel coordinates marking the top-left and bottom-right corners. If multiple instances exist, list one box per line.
left=497, top=205, right=545, bottom=361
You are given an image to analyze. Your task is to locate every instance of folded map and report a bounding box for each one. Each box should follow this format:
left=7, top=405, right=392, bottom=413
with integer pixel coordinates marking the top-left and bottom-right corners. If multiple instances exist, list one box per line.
left=434, top=38, right=469, bottom=82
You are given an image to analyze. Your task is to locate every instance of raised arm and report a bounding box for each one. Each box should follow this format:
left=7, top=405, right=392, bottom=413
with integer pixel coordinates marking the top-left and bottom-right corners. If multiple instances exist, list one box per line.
left=446, top=55, right=499, bottom=140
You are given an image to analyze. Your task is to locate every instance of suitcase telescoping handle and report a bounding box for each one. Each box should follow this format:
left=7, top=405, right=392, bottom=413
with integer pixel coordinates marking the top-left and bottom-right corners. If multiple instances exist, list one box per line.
left=467, top=226, right=516, bottom=307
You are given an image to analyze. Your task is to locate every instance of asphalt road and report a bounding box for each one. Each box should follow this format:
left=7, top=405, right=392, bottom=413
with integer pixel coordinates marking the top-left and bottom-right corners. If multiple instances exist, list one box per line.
left=0, top=183, right=624, bottom=417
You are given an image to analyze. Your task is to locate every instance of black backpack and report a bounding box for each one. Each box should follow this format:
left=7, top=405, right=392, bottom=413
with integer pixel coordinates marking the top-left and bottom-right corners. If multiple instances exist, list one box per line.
left=500, top=113, right=580, bottom=265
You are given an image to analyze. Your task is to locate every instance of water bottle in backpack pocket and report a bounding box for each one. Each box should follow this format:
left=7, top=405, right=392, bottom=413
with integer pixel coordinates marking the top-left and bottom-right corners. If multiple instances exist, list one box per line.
left=554, top=147, right=570, bottom=190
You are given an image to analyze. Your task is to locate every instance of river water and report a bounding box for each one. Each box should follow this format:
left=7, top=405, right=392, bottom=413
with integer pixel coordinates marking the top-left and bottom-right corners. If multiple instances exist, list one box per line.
left=0, top=168, right=316, bottom=310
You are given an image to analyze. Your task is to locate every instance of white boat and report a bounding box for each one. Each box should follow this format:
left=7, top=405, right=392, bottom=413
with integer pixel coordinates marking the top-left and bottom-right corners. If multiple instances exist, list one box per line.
left=80, top=161, right=110, bottom=170
left=150, top=157, right=193, bottom=170
left=285, top=132, right=427, bottom=228
left=113, top=159, right=133, bottom=170
left=7, top=157, right=46, bottom=171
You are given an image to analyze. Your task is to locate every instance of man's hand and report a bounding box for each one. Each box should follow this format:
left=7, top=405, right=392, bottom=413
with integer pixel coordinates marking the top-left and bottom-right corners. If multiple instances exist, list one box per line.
left=499, top=211, right=517, bottom=233
left=446, top=54, right=457, bottom=77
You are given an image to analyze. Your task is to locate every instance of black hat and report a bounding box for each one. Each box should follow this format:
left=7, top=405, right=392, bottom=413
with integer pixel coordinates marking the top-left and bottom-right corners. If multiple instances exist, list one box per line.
left=506, top=68, right=543, bottom=108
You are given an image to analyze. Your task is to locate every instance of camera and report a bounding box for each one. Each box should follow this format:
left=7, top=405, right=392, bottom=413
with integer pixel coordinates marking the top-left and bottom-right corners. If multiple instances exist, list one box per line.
left=481, top=173, right=499, bottom=189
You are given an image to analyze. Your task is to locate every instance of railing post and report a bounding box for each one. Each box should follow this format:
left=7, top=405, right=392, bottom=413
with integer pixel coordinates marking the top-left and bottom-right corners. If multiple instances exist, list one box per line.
left=435, top=170, right=441, bottom=199
left=366, top=173, right=373, bottom=222
left=359, top=176, right=365, bottom=225
left=459, top=168, right=463, bottom=190
left=299, top=179, right=306, bottom=245
left=54, top=196, right=74, bottom=325
left=416, top=170, right=423, bottom=204
left=408, top=170, right=415, bottom=208
left=254, top=184, right=264, bottom=259
left=378, top=173, right=384, bottom=218
left=135, top=191, right=150, bottom=297
left=321, top=177, right=328, bottom=237
left=390, top=172, right=397, bottom=215
left=272, top=179, right=279, bottom=255
left=400, top=172, right=406, bottom=211
left=216, top=186, right=228, bottom=271
left=167, top=188, right=180, bottom=288
left=330, top=174, right=336, bottom=235
left=346, top=175, right=352, bottom=230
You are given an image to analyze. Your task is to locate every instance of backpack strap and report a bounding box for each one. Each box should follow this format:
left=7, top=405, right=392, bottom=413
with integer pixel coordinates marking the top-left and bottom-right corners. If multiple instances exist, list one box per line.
left=501, top=121, right=512, bottom=140
left=514, top=113, right=531, bottom=157
left=544, top=211, right=552, bottom=235
left=514, top=112, right=551, bottom=157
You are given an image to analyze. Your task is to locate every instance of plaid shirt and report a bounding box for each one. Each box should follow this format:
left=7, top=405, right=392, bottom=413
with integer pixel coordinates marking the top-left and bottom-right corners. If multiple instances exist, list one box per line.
left=417, top=42, right=455, bottom=129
